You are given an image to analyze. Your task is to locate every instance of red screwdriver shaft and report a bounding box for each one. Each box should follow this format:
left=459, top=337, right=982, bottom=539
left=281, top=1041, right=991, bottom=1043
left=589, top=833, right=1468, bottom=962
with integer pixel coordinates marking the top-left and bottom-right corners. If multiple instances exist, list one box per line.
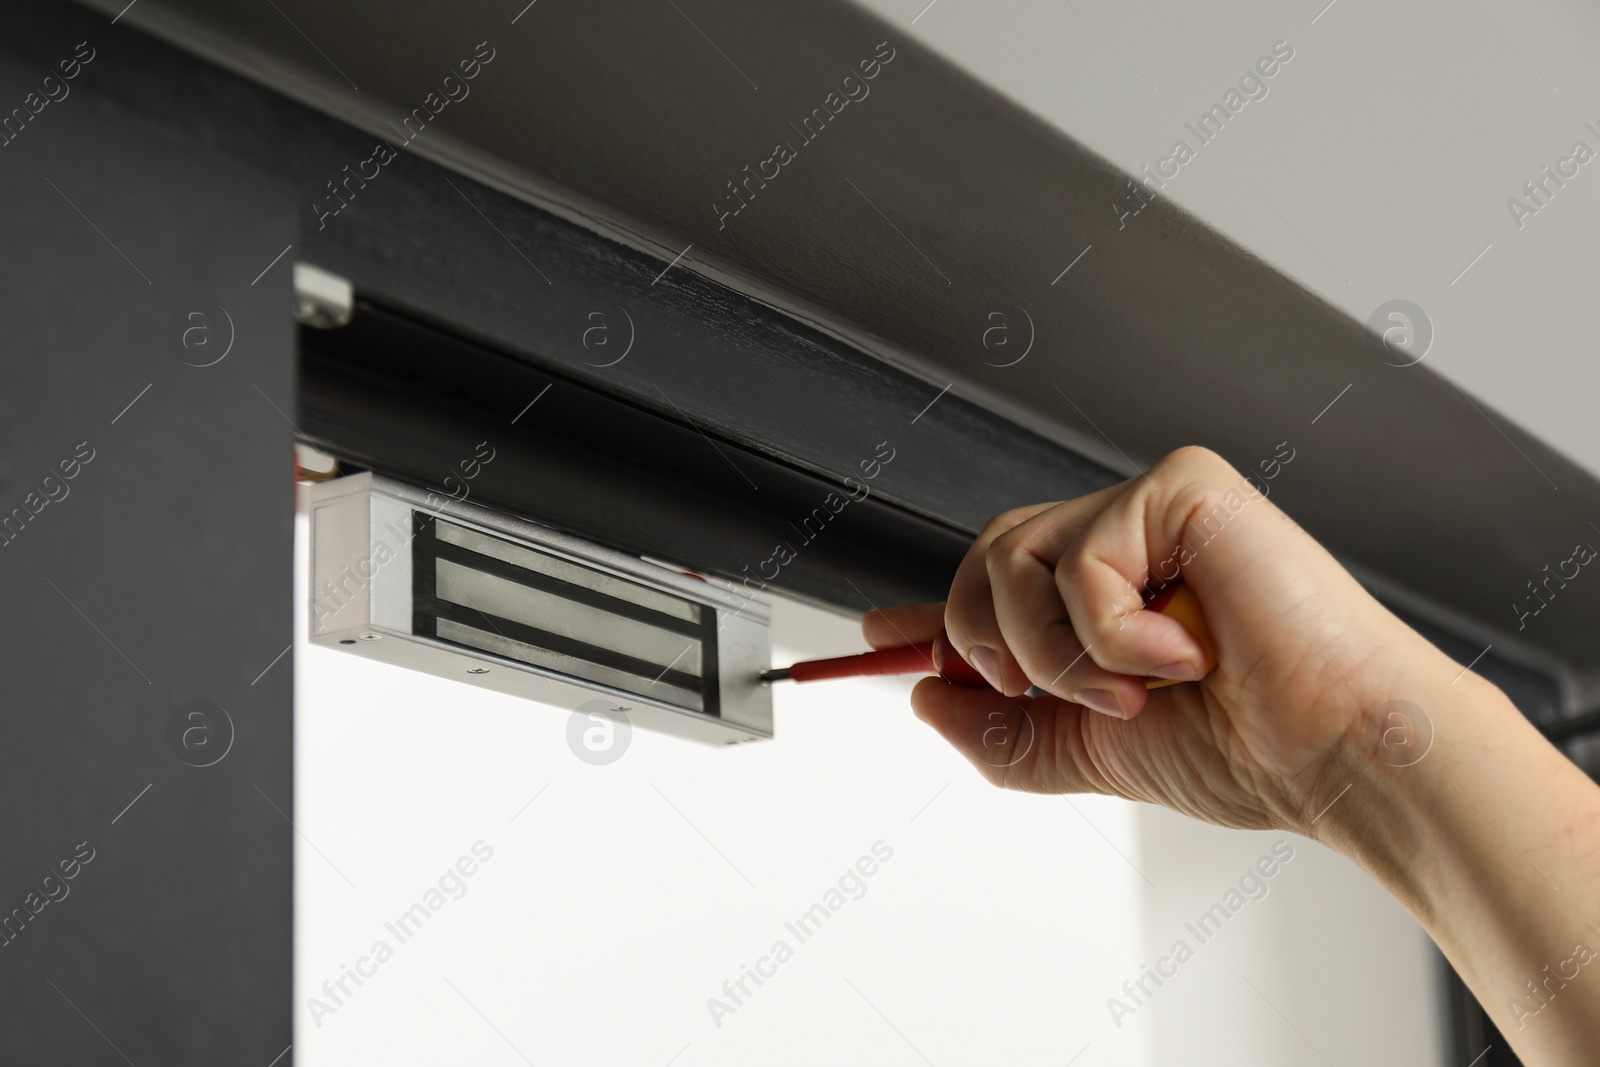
left=760, top=582, right=1215, bottom=691
left=760, top=630, right=986, bottom=687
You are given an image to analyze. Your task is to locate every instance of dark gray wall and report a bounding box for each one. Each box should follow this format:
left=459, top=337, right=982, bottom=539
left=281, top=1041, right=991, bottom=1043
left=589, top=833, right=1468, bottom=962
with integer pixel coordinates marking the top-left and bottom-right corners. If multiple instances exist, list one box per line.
left=0, top=7, right=295, bottom=1063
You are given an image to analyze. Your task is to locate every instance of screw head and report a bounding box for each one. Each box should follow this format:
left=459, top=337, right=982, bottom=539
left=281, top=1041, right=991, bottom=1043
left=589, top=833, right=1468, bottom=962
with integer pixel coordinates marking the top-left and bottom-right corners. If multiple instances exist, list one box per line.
left=357, top=633, right=382, bottom=641
left=467, top=668, right=490, bottom=675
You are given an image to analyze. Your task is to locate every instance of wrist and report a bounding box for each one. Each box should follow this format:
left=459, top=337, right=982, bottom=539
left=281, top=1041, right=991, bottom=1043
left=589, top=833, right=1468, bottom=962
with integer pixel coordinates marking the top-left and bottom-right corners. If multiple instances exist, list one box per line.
left=1310, top=660, right=1588, bottom=944
left=1309, top=667, right=1600, bottom=1061
left=1305, top=666, right=1502, bottom=914
left=1288, top=618, right=1464, bottom=864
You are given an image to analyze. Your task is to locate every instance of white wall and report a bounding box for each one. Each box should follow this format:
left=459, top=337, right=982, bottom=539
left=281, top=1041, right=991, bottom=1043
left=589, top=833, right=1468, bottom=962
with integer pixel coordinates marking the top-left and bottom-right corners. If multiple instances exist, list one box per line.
left=1132, top=807, right=1445, bottom=1065
left=294, top=512, right=1149, bottom=1065
left=293, top=506, right=1444, bottom=1065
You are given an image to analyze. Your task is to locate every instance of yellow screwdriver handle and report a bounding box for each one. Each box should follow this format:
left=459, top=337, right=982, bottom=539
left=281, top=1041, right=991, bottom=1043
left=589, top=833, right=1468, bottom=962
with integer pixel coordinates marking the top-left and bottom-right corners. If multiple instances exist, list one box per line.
left=1145, top=583, right=1216, bottom=689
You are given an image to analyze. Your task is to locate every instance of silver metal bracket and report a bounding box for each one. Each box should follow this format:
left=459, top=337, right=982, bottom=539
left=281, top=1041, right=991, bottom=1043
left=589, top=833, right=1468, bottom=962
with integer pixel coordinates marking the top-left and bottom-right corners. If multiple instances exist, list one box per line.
left=308, top=472, right=773, bottom=745
left=293, top=262, right=354, bottom=329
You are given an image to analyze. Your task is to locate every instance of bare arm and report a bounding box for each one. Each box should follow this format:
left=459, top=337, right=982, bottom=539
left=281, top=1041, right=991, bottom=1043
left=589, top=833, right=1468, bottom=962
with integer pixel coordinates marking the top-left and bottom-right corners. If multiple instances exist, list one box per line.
left=1319, top=670, right=1600, bottom=1062
left=868, top=446, right=1600, bottom=1064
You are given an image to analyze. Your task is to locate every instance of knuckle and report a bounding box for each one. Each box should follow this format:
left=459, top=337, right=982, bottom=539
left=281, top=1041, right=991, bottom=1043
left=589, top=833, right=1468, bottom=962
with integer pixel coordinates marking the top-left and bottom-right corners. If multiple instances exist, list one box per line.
left=1182, top=484, right=1239, bottom=530
left=975, top=512, right=1013, bottom=542
left=1162, top=445, right=1238, bottom=481
left=1053, top=541, right=1089, bottom=582
left=942, top=608, right=987, bottom=652
left=977, top=504, right=1041, bottom=543
left=985, top=526, right=1032, bottom=574
left=1153, top=449, right=1255, bottom=547
left=1056, top=555, right=1139, bottom=639
left=995, top=503, right=1040, bottom=526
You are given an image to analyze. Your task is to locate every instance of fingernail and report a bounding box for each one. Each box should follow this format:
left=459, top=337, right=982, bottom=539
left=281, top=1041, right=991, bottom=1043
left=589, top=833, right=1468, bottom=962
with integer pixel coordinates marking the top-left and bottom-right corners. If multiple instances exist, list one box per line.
left=968, top=646, right=1004, bottom=691
left=1150, top=661, right=1200, bottom=682
left=1074, top=688, right=1125, bottom=718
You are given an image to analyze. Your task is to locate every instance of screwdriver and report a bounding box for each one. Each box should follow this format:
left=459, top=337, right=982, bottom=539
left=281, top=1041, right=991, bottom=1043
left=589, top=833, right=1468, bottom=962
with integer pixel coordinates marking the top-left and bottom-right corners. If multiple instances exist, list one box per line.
left=759, top=582, right=1214, bottom=690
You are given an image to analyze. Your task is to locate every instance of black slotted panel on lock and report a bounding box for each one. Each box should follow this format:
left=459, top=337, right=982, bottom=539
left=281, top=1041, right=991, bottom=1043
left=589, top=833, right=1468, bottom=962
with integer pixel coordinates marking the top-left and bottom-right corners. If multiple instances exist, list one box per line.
left=410, top=512, right=722, bottom=716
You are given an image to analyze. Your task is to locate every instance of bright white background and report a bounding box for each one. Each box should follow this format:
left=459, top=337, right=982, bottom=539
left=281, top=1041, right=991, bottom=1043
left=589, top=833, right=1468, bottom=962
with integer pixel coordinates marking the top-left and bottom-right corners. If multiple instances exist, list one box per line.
left=293, top=507, right=1441, bottom=1066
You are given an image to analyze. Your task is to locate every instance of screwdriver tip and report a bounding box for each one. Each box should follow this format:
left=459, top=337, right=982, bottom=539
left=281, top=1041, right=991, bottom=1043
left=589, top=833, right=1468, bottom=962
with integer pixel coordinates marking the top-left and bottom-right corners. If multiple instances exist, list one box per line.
left=759, top=666, right=790, bottom=683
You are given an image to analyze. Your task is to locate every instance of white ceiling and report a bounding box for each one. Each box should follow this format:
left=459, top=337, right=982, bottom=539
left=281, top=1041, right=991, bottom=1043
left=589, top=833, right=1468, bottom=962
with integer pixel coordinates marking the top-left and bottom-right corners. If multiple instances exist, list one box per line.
left=856, top=0, right=1600, bottom=480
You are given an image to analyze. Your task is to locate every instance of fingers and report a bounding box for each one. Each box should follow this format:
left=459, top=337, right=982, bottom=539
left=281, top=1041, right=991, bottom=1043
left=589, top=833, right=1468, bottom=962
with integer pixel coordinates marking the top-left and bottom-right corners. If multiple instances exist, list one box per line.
left=909, top=677, right=1101, bottom=794
left=912, top=444, right=1417, bottom=811
left=943, top=500, right=1086, bottom=697
left=1052, top=452, right=1225, bottom=681
left=984, top=493, right=1210, bottom=696
left=862, top=602, right=946, bottom=650
left=947, top=449, right=1247, bottom=712
left=985, top=508, right=1149, bottom=717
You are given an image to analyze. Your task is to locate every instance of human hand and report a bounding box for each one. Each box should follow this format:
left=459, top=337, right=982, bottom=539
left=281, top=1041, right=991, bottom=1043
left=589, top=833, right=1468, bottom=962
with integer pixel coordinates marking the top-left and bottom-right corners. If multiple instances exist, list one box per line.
left=865, top=446, right=1461, bottom=834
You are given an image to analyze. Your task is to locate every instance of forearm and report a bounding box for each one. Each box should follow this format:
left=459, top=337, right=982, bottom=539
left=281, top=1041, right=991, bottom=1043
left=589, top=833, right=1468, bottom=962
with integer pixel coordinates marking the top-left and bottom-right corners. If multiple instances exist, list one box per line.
left=1316, top=670, right=1600, bottom=1064
left=916, top=449, right=1600, bottom=1061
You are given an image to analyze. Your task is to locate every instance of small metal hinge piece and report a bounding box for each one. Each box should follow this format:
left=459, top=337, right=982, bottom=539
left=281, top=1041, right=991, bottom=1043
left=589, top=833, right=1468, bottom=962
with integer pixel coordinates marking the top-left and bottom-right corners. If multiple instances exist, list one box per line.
left=293, top=262, right=354, bottom=329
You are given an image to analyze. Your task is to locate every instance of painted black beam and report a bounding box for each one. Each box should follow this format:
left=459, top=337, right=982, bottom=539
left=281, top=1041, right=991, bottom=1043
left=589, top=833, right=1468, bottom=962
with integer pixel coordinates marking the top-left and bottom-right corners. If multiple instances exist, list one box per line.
left=74, top=0, right=1600, bottom=709
left=299, top=301, right=974, bottom=613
